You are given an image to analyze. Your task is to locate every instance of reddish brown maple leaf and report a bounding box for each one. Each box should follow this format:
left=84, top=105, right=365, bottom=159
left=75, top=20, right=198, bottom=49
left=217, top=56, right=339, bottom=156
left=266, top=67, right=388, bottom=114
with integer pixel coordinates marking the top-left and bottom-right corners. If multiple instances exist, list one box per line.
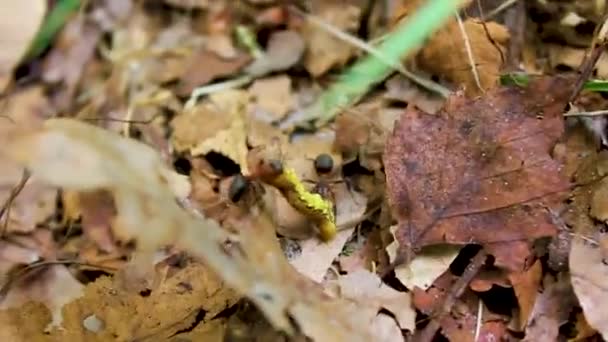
left=384, top=76, right=573, bottom=271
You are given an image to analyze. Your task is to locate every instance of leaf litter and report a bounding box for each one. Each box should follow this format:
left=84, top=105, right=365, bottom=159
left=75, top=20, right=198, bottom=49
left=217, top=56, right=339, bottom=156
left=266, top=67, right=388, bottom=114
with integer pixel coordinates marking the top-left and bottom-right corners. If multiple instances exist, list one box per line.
left=3, top=0, right=608, bottom=341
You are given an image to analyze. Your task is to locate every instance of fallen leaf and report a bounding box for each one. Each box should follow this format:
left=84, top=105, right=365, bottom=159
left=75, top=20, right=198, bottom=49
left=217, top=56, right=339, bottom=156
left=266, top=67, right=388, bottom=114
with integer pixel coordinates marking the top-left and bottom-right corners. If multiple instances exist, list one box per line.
left=370, top=313, right=403, bottom=342
left=509, top=260, right=542, bottom=329
left=249, top=75, right=294, bottom=121
left=570, top=237, right=608, bottom=340
left=412, top=270, right=509, bottom=341
left=469, top=268, right=510, bottom=292
left=245, top=30, right=305, bottom=77
left=172, top=90, right=250, bottom=173
left=0, top=265, right=84, bottom=332
left=548, top=44, right=608, bottom=78
left=418, top=18, right=509, bottom=96
left=176, top=50, right=250, bottom=96
left=300, top=0, right=361, bottom=76
left=384, top=76, right=572, bottom=271
left=62, top=190, right=117, bottom=253
left=0, top=1, right=46, bottom=91
left=333, top=101, right=398, bottom=170
left=386, top=225, right=460, bottom=290
left=524, top=273, right=576, bottom=341
left=0, top=87, right=56, bottom=234
left=384, top=75, right=445, bottom=114
left=330, top=269, right=416, bottom=332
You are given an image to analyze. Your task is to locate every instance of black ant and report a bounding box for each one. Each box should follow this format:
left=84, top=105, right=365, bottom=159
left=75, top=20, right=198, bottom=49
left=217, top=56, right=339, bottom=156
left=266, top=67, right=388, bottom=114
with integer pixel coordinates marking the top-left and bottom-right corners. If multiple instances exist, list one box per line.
left=308, top=153, right=358, bottom=205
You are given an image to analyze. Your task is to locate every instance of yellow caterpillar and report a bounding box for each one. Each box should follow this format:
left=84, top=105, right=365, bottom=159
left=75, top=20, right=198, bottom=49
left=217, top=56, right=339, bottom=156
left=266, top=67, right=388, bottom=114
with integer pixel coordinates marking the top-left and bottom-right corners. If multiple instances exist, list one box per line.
left=250, top=154, right=337, bottom=241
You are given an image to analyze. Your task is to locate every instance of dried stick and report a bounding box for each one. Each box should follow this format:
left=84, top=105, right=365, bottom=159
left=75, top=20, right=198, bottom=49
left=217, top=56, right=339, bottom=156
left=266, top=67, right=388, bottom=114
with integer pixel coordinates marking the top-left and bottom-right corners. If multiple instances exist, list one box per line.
left=414, top=249, right=488, bottom=342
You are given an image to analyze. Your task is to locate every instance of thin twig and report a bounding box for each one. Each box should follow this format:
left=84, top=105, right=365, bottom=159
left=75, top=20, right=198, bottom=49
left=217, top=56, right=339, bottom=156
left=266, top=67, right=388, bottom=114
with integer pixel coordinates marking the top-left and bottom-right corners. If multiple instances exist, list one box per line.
left=414, top=249, right=487, bottom=342
left=474, top=299, right=483, bottom=341
left=0, top=170, right=31, bottom=237
left=569, top=17, right=608, bottom=103
left=0, top=259, right=117, bottom=300
left=455, top=11, right=483, bottom=93
left=293, top=6, right=450, bottom=97
left=475, top=0, right=506, bottom=66
left=485, top=0, right=519, bottom=20
left=185, top=75, right=253, bottom=109
left=564, top=109, right=608, bottom=117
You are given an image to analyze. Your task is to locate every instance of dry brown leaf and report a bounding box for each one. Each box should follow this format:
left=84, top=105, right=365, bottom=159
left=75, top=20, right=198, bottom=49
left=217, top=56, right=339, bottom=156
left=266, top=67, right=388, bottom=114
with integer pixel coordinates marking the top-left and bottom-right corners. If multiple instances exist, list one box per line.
left=384, top=75, right=445, bottom=114
left=548, top=44, right=608, bottom=78
left=0, top=265, right=84, bottom=332
left=509, top=260, right=542, bottom=330
left=0, top=87, right=56, bottom=234
left=524, top=273, right=576, bottom=341
left=249, top=75, right=294, bottom=122
left=469, top=268, right=510, bottom=292
left=384, top=76, right=572, bottom=271
left=570, top=238, right=608, bottom=340
left=62, top=190, right=117, bottom=253
left=245, top=30, right=305, bottom=77
left=300, top=1, right=361, bottom=76
left=386, top=226, right=460, bottom=290
left=176, top=50, right=250, bottom=96
left=370, top=314, right=403, bottom=342
left=0, top=1, right=46, bottom=91
left=172, top=90, right=250, bottom=173
left=246, top=119, right=289, bottom=148
left=329, top=269, right=416, bottom=332
left=418, top=19, right=509, bottom=96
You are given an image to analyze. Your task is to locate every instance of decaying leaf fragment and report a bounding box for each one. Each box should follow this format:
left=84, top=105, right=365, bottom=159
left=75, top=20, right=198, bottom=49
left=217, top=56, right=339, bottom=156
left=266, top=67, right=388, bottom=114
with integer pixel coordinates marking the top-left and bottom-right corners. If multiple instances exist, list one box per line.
left=384, top=76, right=572, bottom=271
left=300, top=0, right=361, bottom=76
left=171, top=89, right=250, bottom=173
left=570, top=237, right=608, bottom=340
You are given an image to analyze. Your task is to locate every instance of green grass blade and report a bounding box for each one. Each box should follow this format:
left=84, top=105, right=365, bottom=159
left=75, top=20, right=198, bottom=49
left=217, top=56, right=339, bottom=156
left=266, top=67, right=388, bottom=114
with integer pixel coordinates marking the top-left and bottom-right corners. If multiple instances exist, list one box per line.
left=300, top=0, right=466, bottom=127
left=27, top=0, right=82, bottom=59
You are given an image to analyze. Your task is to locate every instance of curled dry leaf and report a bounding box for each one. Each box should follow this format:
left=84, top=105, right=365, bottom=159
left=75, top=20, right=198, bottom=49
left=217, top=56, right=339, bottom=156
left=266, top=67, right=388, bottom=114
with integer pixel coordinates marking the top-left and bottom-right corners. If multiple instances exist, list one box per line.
left=171, top=90, right=250, bottom=173
left=548, top=44, right=608, bottom=79
left=300, top=0, right=361, bottom=76
left=418, top=18, right=509, bottom=96
left=62, top=190, right=117, bottom=253
left=384, top=75, right=445, bottom=114
left=0, top=265, right=84, bottom=332
left=249, top=75, right=294, bottom=122
left=384, top=76, right=572, bottom=271
left=328, top=270, right=416, bottom=332
left=523, top=273, right=577, bottom=341
left=176, top=50, right=250, bottom=96
left=570, top=237, right=608, bottom=340
left=0, top=0, right=46, bottom=91
left=386, top=225, right=460, bottom=290
left=244, top=30, right=305, bottom=77
left=0, top=87, right=56, bottom=234
left=508, top=260, right=542, bottom=330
